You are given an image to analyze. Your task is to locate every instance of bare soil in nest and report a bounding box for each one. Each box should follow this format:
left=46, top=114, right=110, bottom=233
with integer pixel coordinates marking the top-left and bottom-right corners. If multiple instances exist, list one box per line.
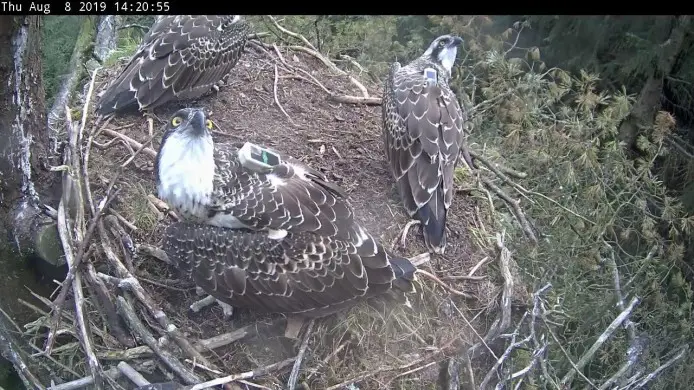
left=83, top=41, right=499, bottom=389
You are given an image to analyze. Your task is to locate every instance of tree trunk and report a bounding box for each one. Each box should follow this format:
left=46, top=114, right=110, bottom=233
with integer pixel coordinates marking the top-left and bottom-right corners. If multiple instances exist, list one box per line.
left=0, top=15, right=63, bottom=388
left=93, top=15, right=117, bottom=63
left=47, top=16, right=97, bottom=154
left=618, top=15, right=692, bottom=150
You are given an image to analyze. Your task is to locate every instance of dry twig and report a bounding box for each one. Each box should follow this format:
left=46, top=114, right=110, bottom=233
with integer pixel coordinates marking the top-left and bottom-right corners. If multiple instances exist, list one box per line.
left=481, top=178, right=538, bottom=243
left=0, top=331, right=45, bottom=390
left=479, top=284, right=552, bottom=389
left=100, top=128, right=157, bottom=159
left=324, top=338, right=458, bottom=390
left=273, top=64, right=297, bottom=126
left=442, top=233, right=518, bottom=390
left=560, top=297, right=640, bottom=387
left=265, top=16, right=381, bottom=105
left=629, top=345, right=688, bottom=389
left=184, top=358, right=296, bottom=390
left=44, top=128, right=154, bottom=354
left=287, top=319, right=315, bottom=390
left=470, top=150, right=594, bottom=227
left=49, top=103, right=104, bottom=389
left=115, top=296, right=202, bottom=385
left=96, top=247, right=215, bottom=371
left=416, top=269, right=473, bottom=298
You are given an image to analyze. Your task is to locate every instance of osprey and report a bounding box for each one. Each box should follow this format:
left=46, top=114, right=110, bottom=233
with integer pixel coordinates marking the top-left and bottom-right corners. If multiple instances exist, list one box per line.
left=154, top=108, right=417, bottom=318
left=382, top=34, right=473, bottom=254
left=95, top=15, right=249, bottom=116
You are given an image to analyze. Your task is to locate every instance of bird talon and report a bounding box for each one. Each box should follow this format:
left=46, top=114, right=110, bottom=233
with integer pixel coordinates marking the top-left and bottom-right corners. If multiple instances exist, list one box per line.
left=216, top=300, right=234, bottom=319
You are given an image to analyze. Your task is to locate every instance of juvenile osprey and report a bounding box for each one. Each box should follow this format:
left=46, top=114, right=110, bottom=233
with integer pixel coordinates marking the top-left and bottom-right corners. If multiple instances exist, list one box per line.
left=382, top=34, right=473, bottom=254
left=95, top=15, right=249, bottom=116
left=155, top=108, right=417, bottom=318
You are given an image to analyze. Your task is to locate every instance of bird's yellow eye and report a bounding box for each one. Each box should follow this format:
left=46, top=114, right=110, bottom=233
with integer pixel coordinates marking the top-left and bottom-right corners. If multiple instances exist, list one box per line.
left=206, top=119, right=213, bottom=130
left=439, top=40, right=447, bottom=47
left=171, top=116, right=182, bottom=126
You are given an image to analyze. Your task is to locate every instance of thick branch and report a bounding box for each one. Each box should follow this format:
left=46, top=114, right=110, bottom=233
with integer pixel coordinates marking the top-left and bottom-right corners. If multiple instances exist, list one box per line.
left=560, top=297, right=641, bottom=387
left=115, top=296, right=202, bottom=385
left=93, top=16, right=117, bottom=63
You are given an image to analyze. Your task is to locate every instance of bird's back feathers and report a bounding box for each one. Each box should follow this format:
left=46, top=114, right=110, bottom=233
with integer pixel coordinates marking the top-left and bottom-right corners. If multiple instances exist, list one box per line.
left=209, top=143, right=360, bottom=239
left=163, top=216, right=416, bottom=318
left=96, top=15, right=249, bottom=115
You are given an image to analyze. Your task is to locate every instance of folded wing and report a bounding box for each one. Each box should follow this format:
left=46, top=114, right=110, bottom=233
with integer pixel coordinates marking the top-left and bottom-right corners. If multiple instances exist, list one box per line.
left=382, top=63, right=465, bottom=251
left=96, top=15, right=248, bottom=115
left=210, top=143, right=369, bottom=245
left=164, top=222, right=415, bottom=317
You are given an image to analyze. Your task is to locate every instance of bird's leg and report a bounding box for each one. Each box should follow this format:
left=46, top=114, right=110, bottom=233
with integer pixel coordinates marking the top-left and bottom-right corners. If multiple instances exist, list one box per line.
left=458, top=140, right=476, bottom=170
left=399, top=219, right=421, bottom=249
left=142, top=109, right=163, bottom=149
left=284, top=315, right=306, bottom=340
left=189, top=295, right=215, bottom=312
left=189, top=293, right=235, bottom=320
left=142, top=109, right=165, bottom=125
left=215, top=72, right=232, bottom=91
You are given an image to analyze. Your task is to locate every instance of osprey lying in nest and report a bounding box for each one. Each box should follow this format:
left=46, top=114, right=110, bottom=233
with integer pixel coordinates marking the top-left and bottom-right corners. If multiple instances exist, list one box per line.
left=382, top=34, right=474, bottom=255
left=95, top=15, right=249, bottom=116
left=154, top=108, right=418, bottom=318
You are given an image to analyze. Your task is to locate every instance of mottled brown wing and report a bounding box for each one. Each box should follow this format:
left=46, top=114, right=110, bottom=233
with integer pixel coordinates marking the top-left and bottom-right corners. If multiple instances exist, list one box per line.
left=163, top=222, right=408, bottom=318
left=153, top=16, right=249, bottom=102
left=210, top=143, right=370, bottom=244
left=96, top=15, right=248, bottom=115
left=382, top=63, right=464, bottom=251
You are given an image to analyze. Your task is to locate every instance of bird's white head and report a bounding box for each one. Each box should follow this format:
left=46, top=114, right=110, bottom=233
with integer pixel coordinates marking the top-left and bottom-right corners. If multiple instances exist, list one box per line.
left=155, top=108, right=216, bottom=219
left=158, top=108, right=215, bottom=152
left=422, top=34, right=464, bottom=74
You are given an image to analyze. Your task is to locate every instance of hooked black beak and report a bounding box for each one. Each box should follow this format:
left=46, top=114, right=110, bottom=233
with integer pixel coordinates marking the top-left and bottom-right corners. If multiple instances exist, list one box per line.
left=189, top=109, right=207, bottom=134
left=451, top=36, right=464, bottom=47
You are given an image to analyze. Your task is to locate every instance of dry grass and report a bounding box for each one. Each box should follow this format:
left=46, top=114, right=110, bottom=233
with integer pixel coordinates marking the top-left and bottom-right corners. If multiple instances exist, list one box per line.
left=64, top=36, right=507, bottom=389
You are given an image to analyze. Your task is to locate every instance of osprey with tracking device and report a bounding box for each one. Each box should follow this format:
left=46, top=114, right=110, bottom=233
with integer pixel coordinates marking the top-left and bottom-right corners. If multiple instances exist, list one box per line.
left=382, top=34, right=474, bottom=254
left=154, top=108, right=418, bottom=319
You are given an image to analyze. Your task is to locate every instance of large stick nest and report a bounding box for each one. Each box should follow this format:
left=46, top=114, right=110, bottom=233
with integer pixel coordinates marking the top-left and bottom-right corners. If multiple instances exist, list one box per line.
left=16, top=19, right=528, bottom=390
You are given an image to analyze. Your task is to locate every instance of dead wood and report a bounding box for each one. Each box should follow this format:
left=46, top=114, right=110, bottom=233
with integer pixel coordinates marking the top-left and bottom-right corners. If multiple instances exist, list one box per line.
left=115, top=296, right=202, bottom=385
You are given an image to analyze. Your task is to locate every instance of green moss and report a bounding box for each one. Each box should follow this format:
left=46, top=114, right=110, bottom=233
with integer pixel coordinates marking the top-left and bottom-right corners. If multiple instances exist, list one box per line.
left=41, top=16, right=96, bottom=108
left=41, top=16, right=82, bottom=105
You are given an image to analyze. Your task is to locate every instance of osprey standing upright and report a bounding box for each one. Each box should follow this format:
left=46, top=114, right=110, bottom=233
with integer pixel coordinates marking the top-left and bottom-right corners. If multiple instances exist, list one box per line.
left=382, top=35, right=473, bottom=254
left=95, top=15, right=249, bottom=116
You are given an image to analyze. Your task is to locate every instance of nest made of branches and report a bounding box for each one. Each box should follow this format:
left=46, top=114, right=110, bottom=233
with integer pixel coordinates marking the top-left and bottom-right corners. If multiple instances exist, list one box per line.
left=15, top=20, right=527, bottom=390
